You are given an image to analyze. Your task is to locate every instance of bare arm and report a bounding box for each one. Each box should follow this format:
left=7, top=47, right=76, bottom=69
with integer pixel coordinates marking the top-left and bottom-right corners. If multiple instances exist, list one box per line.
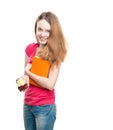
left=24, top=54, right=29, bottom=68
left=22, top=54, right=29, bottom=86
left=16, top=54, right=29, bottom=91
left=24, top=63, right=61, bottom=90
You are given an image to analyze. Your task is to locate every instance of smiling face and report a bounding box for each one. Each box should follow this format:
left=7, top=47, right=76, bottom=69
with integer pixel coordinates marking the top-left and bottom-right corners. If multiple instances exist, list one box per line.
left=35, top=19, right=51, bottom=45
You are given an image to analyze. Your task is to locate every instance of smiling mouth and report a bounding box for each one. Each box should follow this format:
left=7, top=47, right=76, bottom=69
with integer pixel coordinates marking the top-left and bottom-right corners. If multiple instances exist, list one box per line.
left=39, top=37, right=47, bottom=42
left=40, top=38, right=46, bottom=41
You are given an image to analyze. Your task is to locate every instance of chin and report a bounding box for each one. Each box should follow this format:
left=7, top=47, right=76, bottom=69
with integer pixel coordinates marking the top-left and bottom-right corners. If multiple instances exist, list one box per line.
left=39, top=40, right=47, bottom=45
left=40, top=42, right=47, bottom=45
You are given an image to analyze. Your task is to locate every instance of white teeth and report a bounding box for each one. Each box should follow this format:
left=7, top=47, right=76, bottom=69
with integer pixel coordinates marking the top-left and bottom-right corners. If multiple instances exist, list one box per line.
left=40, top=38, right=45, bottom=41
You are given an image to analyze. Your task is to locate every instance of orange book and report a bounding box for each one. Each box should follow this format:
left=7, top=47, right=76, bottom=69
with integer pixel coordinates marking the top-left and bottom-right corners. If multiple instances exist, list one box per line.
left=29, top=56, right=51, bottom=86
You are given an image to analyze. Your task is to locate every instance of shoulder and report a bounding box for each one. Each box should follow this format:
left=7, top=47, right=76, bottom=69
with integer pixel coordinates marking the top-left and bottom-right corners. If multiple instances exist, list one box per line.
left=25, top=43, right=39, bottom=57
left=25, top=43, right=38, bottom=50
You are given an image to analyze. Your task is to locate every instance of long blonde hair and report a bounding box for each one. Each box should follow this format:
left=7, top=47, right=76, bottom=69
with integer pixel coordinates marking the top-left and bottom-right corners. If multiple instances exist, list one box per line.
left=35, top=11, right=68, bottom=66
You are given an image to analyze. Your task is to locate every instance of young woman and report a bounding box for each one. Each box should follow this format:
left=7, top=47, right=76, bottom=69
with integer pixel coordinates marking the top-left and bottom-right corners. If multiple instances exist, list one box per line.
left=18, top=11, right=68, bottom=130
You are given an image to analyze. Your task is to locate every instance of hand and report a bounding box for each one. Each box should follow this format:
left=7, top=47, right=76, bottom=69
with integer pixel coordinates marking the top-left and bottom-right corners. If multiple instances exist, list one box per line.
left=23, top=75, right=29, bottom=87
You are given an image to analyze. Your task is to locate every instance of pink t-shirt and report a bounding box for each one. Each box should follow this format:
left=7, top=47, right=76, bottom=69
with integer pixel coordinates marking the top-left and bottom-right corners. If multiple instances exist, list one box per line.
left=24, top=43, right=55, bottom=106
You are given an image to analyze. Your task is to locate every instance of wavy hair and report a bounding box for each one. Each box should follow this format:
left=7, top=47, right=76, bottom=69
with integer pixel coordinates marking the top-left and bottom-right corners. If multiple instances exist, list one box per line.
left=35, top=11, right=68, bottom=66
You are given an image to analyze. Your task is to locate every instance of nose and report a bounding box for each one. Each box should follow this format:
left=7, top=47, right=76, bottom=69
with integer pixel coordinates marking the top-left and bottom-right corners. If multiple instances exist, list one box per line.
left=40, top=31, right=46, bottom=37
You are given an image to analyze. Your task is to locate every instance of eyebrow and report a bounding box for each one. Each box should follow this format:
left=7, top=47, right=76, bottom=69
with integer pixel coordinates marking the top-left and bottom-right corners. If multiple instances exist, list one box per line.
left=38, top=27, right=50, bottom=32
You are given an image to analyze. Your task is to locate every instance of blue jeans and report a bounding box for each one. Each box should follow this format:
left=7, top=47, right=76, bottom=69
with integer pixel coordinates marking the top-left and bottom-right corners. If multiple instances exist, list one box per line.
left=23, top=104, right=56, bottom=130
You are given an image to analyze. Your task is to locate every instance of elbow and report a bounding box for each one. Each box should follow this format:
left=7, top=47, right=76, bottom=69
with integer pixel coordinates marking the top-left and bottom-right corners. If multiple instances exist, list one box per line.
left=47, top=84, right=54, bottom=91
left=46, top=82, right=55, bottom=90
left=41, top=79, right=56, bottom=90
left=49, top=87, right=54, bottom=91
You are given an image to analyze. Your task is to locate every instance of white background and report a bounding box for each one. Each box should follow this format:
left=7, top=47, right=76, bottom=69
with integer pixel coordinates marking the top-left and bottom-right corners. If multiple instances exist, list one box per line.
left=0, top=0, right=113, bottom=130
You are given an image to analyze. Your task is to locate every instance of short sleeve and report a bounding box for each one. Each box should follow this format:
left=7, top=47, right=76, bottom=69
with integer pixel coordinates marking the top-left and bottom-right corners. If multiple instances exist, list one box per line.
left=25, top=43, right=39, bottom=63
left=25, top=43, right=35, bottom=57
